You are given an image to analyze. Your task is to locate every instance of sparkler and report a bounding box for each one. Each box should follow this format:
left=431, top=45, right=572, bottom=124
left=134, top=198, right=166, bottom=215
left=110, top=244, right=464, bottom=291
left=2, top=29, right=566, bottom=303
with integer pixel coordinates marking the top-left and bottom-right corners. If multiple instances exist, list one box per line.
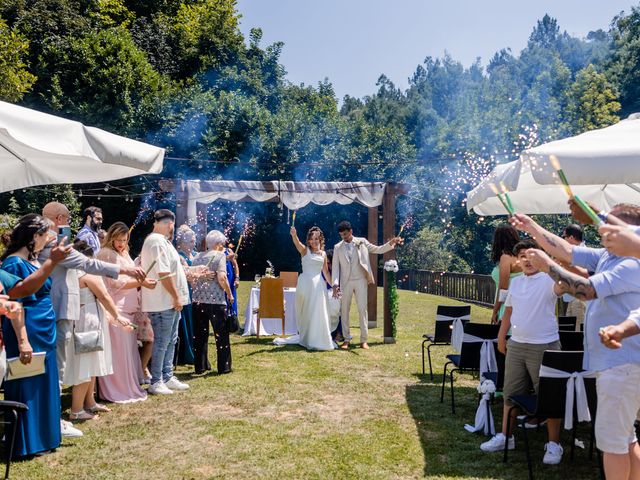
left=144, top=259, right=157, bottom=277
left=489, top=183, right=515, bottom=216
left=549, top=155, right=574, bottom=198
left=291, top=211, right=297, bottom=228
left=498, top=181, right=515, bottom=214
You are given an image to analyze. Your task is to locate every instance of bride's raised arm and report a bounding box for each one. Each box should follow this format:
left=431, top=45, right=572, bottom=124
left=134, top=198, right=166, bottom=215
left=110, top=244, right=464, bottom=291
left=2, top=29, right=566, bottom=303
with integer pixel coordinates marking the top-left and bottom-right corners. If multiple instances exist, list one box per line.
left=290, top=226, right=306, bottom=256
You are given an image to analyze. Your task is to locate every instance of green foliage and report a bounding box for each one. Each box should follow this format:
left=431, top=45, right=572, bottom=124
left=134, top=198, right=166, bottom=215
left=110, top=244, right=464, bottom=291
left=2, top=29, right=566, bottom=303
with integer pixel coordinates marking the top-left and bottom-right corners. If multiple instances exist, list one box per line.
left=386, top=270, right=399, bottom=338
left=398, top=227, right=471, bottom=273
left=607, top=5, right=640, bottom=116
left=565, top=64, right=620, bottom=133
left=0, top=17, right=36, bottom=101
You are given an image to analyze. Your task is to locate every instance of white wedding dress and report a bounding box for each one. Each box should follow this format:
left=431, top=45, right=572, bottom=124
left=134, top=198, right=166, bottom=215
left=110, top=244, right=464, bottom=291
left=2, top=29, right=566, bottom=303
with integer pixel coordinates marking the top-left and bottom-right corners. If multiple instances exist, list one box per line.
left=274, top=251, right=336, bottom=351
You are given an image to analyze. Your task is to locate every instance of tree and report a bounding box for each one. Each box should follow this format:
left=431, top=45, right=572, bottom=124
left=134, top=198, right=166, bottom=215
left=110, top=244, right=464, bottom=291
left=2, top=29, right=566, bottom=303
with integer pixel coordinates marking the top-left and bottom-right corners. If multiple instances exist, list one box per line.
left=0, top=17, right=36, bottom=101
left=565, top=64, right=620, bottom=133
left=607, top=6, right=640, bottom=116
left=397, top=226, right=471, bottom=273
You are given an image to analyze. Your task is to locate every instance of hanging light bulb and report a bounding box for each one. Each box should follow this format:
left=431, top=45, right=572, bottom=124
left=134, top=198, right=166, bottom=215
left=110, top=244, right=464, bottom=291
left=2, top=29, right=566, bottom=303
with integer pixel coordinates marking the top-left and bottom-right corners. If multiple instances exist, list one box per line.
left=104, top=185, right=109, bottom=192
left=79, top=190, right=83, bottom=197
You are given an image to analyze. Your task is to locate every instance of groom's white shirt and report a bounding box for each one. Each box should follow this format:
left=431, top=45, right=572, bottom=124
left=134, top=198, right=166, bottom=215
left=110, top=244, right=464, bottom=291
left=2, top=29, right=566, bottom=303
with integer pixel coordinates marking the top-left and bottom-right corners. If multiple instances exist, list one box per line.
left=331, top=236, right=394, bottom=287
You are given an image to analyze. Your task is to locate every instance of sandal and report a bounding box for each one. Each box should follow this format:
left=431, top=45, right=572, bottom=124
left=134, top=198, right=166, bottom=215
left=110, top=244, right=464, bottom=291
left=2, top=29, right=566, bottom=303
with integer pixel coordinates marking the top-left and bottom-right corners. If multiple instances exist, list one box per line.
left=86, top=403, right=111, bottom=413
left=69, top=410, right=96, bottom=422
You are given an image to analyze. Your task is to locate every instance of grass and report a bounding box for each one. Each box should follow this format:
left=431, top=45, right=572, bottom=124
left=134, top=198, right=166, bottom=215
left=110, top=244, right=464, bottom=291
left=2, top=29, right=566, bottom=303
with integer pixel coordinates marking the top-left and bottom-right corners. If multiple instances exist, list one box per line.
left=10, top=282, right=601, bottom=479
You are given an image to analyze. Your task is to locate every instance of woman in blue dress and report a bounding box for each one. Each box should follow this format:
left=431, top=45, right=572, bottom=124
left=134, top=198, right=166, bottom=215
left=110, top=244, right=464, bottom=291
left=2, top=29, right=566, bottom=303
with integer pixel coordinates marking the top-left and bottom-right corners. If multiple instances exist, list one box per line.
left=224, top=242, right=240, bottom=321
left=1, top=214, right=61, bottom=457
left=175, top=225, right=196, bottom=365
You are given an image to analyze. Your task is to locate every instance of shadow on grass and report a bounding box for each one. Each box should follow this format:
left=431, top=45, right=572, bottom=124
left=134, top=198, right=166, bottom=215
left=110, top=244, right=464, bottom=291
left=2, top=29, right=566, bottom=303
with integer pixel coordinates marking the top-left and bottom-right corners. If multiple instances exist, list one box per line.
left=405, top=381, right=602, bottom=480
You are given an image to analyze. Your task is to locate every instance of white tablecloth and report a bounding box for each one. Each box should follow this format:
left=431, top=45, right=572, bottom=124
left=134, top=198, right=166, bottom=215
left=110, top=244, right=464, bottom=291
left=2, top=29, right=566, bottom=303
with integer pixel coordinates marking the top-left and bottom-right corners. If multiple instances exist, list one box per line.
left=242, top=287, right=298, bottom=336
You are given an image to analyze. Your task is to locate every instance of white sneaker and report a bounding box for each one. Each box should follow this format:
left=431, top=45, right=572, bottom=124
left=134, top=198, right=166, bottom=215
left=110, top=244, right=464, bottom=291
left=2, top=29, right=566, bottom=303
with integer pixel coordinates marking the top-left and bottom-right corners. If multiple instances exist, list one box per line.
left=61, top=419, right=83, bottom=438
left=165, top=376, right=189, bottom=391
left=480, top=433, right=515, bottom=452
left=543, top=441, right=563, bottom=465
left=148, top=381, right=174, bottom=395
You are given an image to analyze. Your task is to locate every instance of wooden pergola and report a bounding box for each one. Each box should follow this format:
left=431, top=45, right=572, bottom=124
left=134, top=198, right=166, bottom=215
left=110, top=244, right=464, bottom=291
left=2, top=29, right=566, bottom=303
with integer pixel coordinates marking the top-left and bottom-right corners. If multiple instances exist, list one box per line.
left=160, top=180, right=409, bottom=343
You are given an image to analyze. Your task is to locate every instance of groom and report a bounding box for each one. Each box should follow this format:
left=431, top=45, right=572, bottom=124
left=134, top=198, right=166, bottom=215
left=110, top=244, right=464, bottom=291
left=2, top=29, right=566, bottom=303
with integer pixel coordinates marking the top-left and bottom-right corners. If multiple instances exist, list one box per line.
left=332, top=221, right=402, bottom=349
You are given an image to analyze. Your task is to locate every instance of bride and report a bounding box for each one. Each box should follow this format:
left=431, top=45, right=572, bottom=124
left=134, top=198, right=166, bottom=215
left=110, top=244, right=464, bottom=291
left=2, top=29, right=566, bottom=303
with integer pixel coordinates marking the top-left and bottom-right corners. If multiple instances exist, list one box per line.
left=273, top=226, right=335, bottom=351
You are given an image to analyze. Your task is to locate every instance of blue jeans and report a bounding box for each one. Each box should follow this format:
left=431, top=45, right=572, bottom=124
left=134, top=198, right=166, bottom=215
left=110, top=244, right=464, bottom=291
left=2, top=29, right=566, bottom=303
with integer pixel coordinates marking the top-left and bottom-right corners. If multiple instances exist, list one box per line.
left=148, top=309, right=180, bottom=385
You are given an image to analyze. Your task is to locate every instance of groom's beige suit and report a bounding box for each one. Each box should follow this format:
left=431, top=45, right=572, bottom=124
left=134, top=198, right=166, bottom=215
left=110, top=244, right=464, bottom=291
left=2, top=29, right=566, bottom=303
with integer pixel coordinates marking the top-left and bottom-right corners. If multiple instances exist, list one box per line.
left=332, top=237, right=394, bottom=343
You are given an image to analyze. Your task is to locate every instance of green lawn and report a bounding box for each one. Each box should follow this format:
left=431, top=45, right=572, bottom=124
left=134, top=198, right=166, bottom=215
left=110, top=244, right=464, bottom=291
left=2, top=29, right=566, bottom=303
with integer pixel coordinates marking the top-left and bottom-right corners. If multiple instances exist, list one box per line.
left=11, top=282, right=601, bottom=479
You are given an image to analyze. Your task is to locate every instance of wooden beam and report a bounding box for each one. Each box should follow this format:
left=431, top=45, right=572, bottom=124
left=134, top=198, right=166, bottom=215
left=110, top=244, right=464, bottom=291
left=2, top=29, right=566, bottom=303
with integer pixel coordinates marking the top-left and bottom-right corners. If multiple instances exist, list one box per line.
left=174, top=180, right=187, bottom=227
left=382, top=186, right=397, bottom=344
left=367, top=206, right=379, bottom=328
left=196, top=201, right=208, bottom=251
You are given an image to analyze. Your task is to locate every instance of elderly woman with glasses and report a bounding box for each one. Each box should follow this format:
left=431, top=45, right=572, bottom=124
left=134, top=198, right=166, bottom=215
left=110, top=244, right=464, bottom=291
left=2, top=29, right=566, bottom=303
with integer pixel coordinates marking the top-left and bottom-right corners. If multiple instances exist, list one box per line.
left=191, top=230, right=234, bottom=374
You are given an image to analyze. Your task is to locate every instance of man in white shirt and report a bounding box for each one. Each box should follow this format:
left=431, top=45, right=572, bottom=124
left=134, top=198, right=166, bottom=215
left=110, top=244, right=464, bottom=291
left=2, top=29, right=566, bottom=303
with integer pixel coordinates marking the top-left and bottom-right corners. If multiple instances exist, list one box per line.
left=140, top=209, right=191, bottom=395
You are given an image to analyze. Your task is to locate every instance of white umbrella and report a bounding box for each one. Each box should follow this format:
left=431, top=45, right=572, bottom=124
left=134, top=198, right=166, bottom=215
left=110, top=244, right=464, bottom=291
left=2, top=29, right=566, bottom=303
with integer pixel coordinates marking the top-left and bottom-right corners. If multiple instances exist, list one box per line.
left=466, top=159, right=640, bottom=216
left=467, top=113, right=640, bottom=215
left=522, top=113, right=640, bottom=186
left=0, top=101, right=164, bottom=192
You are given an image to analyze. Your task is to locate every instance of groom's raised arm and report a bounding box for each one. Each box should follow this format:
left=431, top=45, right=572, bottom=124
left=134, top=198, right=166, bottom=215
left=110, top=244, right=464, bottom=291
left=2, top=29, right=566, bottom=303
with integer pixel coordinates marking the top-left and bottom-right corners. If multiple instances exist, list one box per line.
left=363, top=238, right=394, bottom=255
left=332, top=246, right=340, bottom=287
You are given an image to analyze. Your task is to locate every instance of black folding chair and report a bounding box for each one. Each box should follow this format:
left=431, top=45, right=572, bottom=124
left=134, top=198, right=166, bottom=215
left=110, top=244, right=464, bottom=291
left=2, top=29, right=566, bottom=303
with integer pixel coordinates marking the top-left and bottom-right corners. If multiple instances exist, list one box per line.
left=504, top=350, right=597, bottom=480
left=558, top=316, right=577, bottom=332
left=440, top=323, right=500, bottom=414
left=421, top=305, right=470, bottom=380
left=0, top=400, right=29, bottom=479
left=559, top=331, right=584, bottom=351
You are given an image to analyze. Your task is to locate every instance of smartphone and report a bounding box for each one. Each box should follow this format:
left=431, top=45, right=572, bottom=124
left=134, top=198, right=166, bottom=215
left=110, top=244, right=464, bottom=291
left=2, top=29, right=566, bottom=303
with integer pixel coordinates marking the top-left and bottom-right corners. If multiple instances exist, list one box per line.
left=57, top=226, right=71, bottom=244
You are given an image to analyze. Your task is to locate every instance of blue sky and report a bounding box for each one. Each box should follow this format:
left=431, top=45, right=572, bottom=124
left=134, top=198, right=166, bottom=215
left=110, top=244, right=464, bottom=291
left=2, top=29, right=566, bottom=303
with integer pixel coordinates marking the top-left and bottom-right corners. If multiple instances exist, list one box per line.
left=236, top=0, right=638, bottom=100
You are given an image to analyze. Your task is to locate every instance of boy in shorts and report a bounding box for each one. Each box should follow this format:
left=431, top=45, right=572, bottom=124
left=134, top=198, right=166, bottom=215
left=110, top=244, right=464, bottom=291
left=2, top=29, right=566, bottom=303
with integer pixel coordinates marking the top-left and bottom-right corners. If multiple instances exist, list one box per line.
left=480, top=239, right=563, bottom=465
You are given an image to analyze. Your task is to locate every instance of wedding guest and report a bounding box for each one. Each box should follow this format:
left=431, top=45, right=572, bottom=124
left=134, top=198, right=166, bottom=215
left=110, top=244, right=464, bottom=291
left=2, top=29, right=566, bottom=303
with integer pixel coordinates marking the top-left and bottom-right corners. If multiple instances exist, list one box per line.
left=67, top=240, right=140, bottom=419
left=489, top=224, right=522, bottom=324
left=76, top=206, right=103, bottom=256
left=560, top=224, right=588, bottom=329
left=140, top=209, right=190, bottom=394
left=512, top=204, right=640, bottom=479
left=0, top=214, right=62, bottom=457
left=175, top=224, right=196, bottom=365
left=191, top=230, right=234, bottom=374
left=97, top=223, right=153, bottom=402
left=224, top=241, right=240, bottom=319
left=480, top=239, right=563, bottom=464
left=41, top=201, right=144, bottom=438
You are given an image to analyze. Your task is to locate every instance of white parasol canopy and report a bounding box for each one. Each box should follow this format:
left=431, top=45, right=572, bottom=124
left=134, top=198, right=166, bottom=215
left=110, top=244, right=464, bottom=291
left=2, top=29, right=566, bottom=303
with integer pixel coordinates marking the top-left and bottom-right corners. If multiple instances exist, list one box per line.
left=0, top=101, right=164, bottom=192
left=466, top=114, right=640, bottom=215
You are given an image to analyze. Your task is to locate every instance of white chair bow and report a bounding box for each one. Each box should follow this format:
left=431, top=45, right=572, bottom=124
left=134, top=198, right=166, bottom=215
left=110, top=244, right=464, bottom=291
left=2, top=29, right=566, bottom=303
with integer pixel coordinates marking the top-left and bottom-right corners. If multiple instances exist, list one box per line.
left=538, top=365, right=597, bottom=430
left=455, top=333, right=498, bottom=377
left=464, top=379, right=496, bottom=435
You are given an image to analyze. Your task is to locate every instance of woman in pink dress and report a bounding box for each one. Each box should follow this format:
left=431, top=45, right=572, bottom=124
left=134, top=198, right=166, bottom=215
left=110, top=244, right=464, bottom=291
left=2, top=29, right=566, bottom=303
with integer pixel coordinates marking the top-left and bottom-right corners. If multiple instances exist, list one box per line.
left=97, top=222, right=156, bottom=403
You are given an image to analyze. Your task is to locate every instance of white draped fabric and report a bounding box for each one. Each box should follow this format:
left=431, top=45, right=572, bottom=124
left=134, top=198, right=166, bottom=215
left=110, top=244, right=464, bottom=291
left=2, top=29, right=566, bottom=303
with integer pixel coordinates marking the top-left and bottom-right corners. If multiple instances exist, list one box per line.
left=464, top=382, right=496, bottom=436
left=452, top=331, right=498, bottom=378
left=184, top=180, right=386, bottom=224
left=538, top=365, right=597, bottom=430
left=0, top=101, right=164, bottom=192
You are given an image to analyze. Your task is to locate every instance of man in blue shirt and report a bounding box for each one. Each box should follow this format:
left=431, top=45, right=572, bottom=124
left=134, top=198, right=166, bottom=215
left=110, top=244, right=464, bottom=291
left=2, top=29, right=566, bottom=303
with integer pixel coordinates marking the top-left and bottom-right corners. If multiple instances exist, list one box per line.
left=511, top=204, right=640, bottom=480
left=76, top=206, right=103, bottom=256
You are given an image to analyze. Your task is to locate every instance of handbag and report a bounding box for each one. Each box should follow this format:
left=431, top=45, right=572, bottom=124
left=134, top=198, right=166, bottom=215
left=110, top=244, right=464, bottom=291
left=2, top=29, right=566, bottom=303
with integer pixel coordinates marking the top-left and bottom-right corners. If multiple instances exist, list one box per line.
left=73, top=300, right=105, bottom=353
left=225, top=306, right=239, bottom=333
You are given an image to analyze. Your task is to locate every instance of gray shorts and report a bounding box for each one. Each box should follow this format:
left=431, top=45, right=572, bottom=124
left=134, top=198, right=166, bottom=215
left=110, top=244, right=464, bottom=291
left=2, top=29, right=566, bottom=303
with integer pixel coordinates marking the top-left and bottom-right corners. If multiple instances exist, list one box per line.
left=503, top=339, right=561, bottom=403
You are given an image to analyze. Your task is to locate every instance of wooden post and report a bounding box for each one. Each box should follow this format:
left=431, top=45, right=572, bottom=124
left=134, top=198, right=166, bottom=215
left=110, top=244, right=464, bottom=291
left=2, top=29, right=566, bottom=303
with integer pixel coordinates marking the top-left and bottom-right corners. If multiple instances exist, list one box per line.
left=367, top=206, right=379, bottom=328
left=382, top=185, right=397, bottom=344
left=174, top=180, right=187, bottom=227
left=196, top=201, right=207, bottom=251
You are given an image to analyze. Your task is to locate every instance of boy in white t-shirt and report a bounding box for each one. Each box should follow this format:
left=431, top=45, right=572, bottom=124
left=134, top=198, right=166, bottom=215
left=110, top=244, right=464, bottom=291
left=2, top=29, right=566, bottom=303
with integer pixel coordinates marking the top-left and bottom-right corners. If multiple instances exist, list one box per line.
left=480, top=239, right=564, bottom=465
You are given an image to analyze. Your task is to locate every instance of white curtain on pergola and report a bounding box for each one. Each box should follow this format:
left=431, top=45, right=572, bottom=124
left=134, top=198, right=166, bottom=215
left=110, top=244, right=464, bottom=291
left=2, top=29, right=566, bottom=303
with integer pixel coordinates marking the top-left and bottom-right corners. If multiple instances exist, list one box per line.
left=0, top=101, right=164, bottom=192
left=185, top=180, right=386, bottom=224
left=466, top=114, right=640, bottom=215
